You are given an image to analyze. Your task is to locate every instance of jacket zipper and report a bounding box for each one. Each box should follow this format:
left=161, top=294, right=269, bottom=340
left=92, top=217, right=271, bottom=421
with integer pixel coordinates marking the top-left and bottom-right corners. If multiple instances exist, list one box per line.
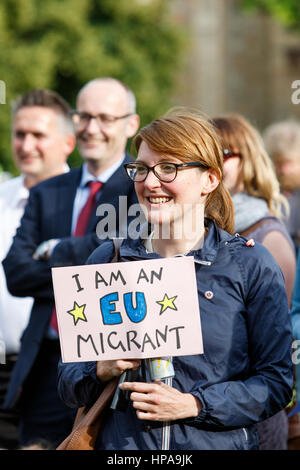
left=174, top=254, right=212, bottom=266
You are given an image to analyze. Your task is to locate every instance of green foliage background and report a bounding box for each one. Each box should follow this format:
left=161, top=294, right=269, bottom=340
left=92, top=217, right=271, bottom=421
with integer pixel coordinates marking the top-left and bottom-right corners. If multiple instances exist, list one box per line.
left=242, top=0, right=300, bottom=29
left=0, top=0, right=186, bottom=174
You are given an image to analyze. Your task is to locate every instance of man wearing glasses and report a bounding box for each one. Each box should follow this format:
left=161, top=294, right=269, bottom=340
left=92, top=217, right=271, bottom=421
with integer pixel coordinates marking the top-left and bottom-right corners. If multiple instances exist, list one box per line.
left=2, top=78, right=140, bottom=447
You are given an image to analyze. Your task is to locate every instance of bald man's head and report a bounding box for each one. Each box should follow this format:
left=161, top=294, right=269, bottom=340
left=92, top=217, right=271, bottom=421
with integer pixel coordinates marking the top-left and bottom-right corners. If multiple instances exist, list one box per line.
left=73, top=78, right=139, bottom=174
left=77, top=78, right=136, bottom=114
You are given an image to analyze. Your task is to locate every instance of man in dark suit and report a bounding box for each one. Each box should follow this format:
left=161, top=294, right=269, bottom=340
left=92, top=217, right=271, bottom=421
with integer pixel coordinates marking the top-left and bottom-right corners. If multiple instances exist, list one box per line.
left=3, top=78, right=140, bottom=447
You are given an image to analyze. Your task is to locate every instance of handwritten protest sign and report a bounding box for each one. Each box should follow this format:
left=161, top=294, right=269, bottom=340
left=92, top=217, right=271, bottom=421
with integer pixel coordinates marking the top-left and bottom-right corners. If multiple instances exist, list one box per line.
left=51, top=257, right=203, bottom=363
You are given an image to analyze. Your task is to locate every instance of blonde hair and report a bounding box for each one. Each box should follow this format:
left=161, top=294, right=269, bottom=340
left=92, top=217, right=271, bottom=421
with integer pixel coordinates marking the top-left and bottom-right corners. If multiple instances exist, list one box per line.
left=133, top=108, right=235, bottom=234
left=263, top=119, right=300, bottom=161
left=211, top=113, right=288, bottom=219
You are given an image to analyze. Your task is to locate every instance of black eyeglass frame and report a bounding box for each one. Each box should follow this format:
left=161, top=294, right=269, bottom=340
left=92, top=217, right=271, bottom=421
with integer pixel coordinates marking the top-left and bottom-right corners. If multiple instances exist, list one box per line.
left=123, top=161, right=209, bottom=183
left=71, top=110, right=134, bottom=126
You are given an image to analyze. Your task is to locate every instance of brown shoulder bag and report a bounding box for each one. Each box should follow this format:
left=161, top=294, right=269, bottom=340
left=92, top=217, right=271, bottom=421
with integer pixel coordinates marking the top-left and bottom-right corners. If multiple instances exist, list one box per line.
left=56, top=377, right=119, bottom=450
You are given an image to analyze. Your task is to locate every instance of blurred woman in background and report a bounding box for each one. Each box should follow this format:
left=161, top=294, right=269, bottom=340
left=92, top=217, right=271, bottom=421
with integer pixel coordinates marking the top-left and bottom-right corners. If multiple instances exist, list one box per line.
left=211, top=113, right=296, bottom=450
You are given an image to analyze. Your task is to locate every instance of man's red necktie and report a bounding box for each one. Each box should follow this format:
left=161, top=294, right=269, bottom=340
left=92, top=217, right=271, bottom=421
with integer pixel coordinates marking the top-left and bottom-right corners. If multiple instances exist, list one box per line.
left=50, top=181, right=103, bottom=333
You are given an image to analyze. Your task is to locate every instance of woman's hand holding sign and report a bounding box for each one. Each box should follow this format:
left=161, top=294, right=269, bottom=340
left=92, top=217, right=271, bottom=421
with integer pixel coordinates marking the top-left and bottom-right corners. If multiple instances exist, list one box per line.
left=96, top=359, right=141, bottom=382
left=119, top=380, right=202, bottom=421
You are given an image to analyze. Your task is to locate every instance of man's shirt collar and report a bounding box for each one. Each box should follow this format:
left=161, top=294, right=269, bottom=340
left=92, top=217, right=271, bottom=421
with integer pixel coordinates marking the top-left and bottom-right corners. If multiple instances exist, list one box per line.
left=80, top=156, right=125, bottom=188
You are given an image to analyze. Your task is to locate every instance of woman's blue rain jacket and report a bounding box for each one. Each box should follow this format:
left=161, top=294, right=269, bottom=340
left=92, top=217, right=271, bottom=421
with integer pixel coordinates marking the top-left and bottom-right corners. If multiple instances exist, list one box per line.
left=57, top=220, right=293, bottom=450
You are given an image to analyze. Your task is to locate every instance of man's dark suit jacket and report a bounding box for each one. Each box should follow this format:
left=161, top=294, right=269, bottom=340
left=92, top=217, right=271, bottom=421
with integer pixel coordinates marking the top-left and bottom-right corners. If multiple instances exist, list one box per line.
left=3, top=154, right=138, bottom=408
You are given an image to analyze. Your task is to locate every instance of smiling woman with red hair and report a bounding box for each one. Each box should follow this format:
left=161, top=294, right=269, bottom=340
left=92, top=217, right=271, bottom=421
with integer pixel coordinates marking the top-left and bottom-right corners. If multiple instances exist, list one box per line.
left=58, top=109, right=293, bottom=451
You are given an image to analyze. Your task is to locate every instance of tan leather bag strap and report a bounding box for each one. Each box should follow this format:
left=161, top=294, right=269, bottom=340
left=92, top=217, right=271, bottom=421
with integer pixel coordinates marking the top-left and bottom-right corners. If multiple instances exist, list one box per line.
left=111, top=238, right=123, bottom=262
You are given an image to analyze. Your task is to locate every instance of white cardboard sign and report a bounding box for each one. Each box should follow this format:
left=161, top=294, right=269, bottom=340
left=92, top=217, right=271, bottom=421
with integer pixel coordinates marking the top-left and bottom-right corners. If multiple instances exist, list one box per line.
left=51, top=256, right=203, bottom=363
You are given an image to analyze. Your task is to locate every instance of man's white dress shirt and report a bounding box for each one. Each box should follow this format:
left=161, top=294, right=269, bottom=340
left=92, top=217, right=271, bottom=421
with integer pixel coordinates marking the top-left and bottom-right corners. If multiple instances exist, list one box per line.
left=0, top=176, right=33, bottom=354
left=71, top=159, right=124, bottom=234
left=0, top=165, right=70, bottom=354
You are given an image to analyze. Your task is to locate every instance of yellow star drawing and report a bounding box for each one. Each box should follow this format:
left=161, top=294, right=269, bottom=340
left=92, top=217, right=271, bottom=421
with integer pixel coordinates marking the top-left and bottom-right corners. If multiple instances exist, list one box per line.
left=156, top=293, right=178, bottom=315
left=67, top=301, right=87, bottom=326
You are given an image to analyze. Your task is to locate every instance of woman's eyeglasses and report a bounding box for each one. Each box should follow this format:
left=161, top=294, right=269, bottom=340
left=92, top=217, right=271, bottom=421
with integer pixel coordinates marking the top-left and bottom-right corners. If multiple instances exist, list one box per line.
left=124, top=161, right=209, bottom=183
left=223, top=149, right=241, bottom=161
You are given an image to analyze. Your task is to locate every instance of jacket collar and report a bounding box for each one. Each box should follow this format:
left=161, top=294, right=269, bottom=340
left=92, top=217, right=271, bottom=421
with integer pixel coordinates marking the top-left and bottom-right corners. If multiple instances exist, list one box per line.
left=119, top=219, right=232, bottom=266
